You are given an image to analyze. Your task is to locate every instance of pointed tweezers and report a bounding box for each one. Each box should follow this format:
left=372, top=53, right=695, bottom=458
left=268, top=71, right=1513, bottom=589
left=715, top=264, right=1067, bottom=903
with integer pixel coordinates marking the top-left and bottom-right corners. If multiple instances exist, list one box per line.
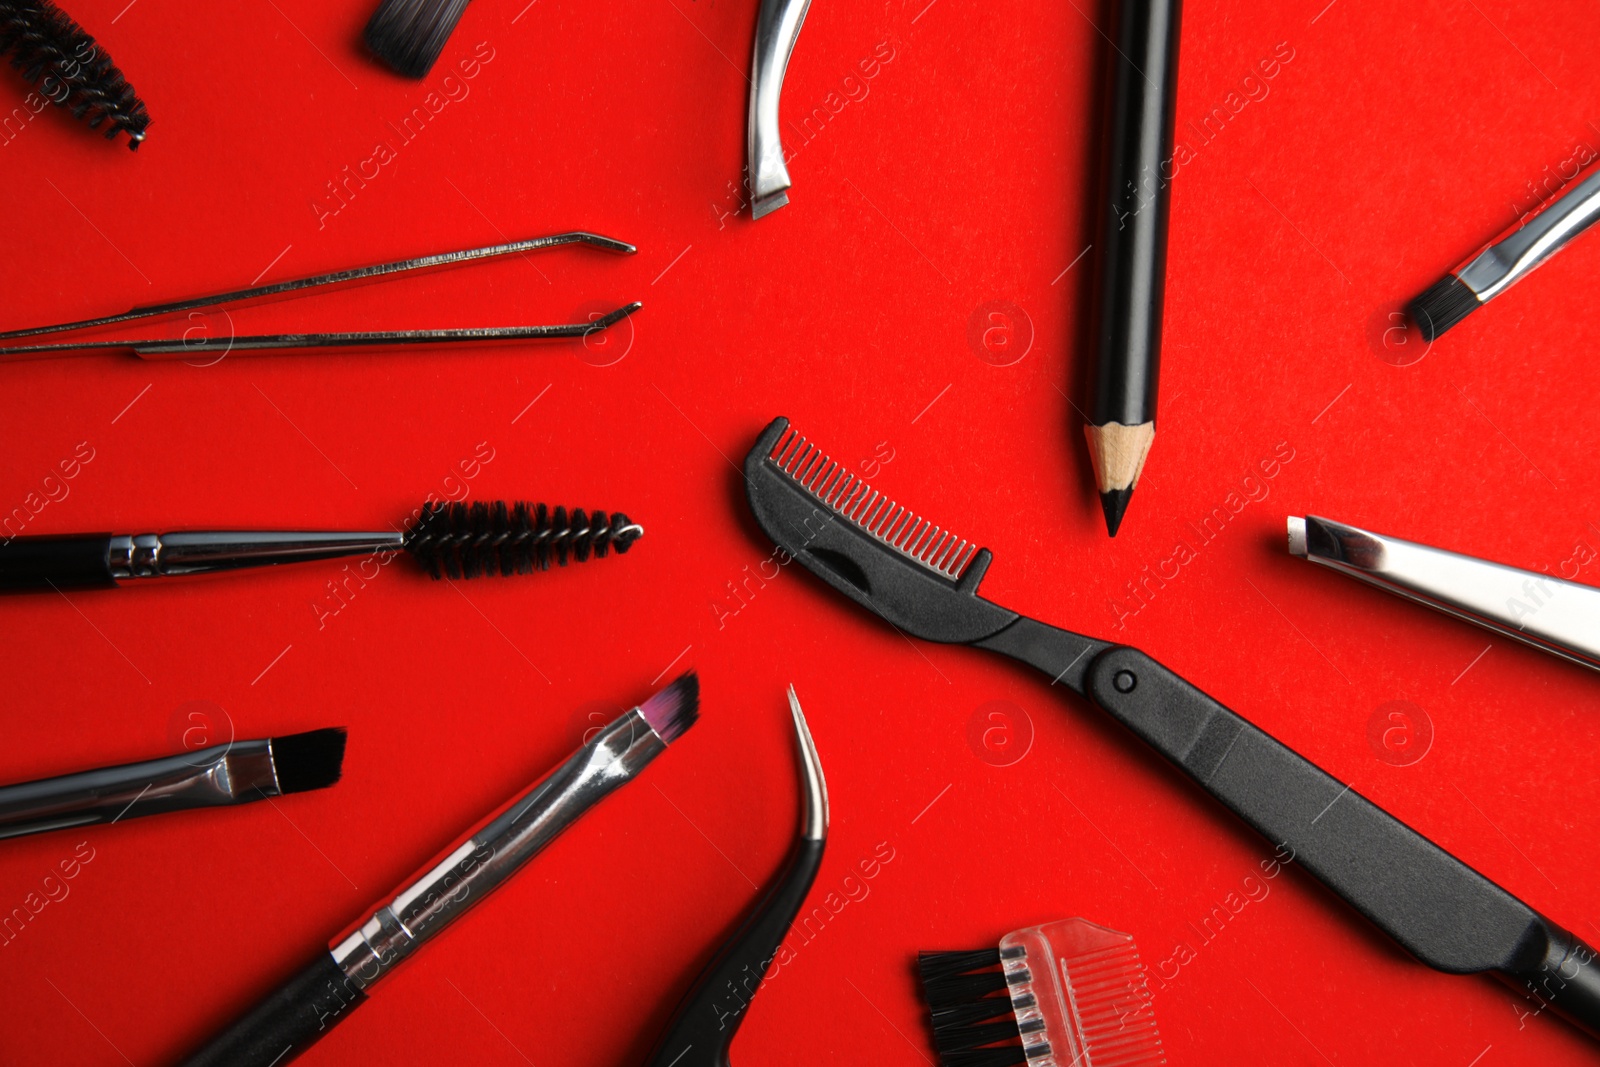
left=1290, top=515, right=1600, bottom=674
left=0, top=231, right=639, bottom=360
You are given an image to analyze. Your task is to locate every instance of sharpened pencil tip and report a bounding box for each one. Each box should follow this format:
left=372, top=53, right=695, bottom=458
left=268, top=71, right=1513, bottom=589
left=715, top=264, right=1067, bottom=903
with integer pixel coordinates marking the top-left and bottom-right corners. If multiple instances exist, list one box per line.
left=1100, top=488, right=1133, bottom=537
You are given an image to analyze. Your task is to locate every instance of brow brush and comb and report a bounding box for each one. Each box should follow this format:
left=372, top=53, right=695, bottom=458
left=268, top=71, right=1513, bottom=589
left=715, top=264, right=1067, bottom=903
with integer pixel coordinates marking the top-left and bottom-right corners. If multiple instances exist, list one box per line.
left=743, top=416, right=1600, bottom=1042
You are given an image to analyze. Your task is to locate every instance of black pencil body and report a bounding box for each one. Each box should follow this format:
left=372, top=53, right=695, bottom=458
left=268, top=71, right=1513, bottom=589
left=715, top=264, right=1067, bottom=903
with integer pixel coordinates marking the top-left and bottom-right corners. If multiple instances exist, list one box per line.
left=1087, top=0, right=1182, bottom=429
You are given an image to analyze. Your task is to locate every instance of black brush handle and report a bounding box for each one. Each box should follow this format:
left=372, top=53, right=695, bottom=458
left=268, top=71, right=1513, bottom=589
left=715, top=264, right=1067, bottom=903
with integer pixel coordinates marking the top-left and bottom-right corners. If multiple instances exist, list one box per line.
left=644, top=837, right=826, bottom=1067
left=178, top=951, right=366, bottom=1067
left=0, top=534, right=116, bottom=591
left=980, top=619, right=1600, bottom=1037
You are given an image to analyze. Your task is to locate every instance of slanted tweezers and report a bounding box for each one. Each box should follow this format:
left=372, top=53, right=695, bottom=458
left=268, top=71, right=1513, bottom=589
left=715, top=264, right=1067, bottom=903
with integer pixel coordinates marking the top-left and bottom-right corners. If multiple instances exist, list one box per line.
left=0, top=231, right=640, bottom=360
left=747, top=0, right=812, bottom=219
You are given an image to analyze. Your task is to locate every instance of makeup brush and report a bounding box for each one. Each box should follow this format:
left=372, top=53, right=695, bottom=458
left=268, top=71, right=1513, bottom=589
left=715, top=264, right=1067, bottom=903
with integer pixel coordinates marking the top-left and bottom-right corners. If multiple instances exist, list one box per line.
left=919, top=918, right=1165, bottom=1066
left=364, top=0, right=470, bottom=78
left=0, top=500, right=643, bottom=593
left=1408, top=159, right=1600, bottom=341
left=178, top=672, right=700, bottom=1067
left=0, top=0, right=149, bottom=147
left=0, top=728, right=346, bottom=841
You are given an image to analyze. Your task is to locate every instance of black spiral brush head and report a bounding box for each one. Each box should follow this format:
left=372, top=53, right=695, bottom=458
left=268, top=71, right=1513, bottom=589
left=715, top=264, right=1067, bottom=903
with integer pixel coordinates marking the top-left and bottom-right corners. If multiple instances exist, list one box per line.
left=403, top=500, right=642, bottom=580
left=363, top=0, right=470, bottom=78
left=0, top=0, right=150, bottom=148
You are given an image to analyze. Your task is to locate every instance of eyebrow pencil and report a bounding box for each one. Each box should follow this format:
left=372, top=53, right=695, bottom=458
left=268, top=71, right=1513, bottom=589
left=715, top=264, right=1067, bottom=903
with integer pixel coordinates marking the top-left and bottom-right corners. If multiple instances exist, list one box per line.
left=0, top=500, right=642, bottom=593
left=747, top=0, right=812, bottom=219
left=179, top=672, right=699, bottom=1067
left=1083, top=0, right=1182, bottom=537
left=1409, top=159, right=1600, bottom=341
left=743, top=417, right=1600, bottom=1043
left=0, top=0, right=150, bottom=148
left=1289, top=515, right=1600, bottom=674
left=0, top=729, right=345, bottom=841
left=0, top=230, right=638, bottom=360
left=645, top=684, right=826, bottom=1067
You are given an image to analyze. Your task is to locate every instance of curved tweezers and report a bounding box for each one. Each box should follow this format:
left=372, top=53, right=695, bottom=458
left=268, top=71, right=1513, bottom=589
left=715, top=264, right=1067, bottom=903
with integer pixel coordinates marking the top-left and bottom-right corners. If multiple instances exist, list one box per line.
left=747, top=0, right=813, bottom=219
left=644, top=685, right=827, bottom=1067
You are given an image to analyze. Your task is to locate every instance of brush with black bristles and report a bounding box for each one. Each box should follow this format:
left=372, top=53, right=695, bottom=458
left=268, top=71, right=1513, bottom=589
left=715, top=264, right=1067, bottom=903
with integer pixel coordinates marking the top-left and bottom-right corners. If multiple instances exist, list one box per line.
left=0, top=0, right=149, bottom=148
left=919, top=918, right=1166, bottom=1067
left=0, top=500, right=642, bottom=593
left=179, top=673, right=699, bottom=1067
left=363, top=0, right=470, bottom=78
left=1408, top=157, right=1600, bottom=342
left=0, top=728, right=346, bottom=841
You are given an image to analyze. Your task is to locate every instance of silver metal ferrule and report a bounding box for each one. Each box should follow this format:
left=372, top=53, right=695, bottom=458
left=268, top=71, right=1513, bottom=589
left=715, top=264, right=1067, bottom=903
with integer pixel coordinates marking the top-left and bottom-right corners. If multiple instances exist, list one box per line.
left=330, top=708, right=669, bottom=989
left=1456, top=165, right=1600, bottom=302
left=107, top=530, right=404, bottom=579
left=748, top=0, right=812, bottom=219
left=786, top=685, right=828, bottom=841
left=1288, top=515, right=1600, bottom=673
left=0, top=739, right=277, bottom=840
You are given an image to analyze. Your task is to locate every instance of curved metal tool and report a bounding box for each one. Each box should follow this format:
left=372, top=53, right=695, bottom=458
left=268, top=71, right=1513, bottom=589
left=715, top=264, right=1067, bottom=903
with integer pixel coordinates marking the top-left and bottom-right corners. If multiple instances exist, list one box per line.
left=747, top=0, right=813, bottom=219
left=644, top=685, right=827, bottom=1067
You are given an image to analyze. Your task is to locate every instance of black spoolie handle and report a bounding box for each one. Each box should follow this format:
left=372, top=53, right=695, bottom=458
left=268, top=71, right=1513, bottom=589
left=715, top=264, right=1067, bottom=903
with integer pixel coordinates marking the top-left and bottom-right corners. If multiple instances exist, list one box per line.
left=402, top=500, right=641, bottom=580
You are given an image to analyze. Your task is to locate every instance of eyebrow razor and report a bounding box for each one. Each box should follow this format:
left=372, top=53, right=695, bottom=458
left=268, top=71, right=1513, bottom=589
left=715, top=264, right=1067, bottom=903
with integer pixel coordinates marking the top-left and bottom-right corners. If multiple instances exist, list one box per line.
left=743, top=416, right=1600, bottom=1041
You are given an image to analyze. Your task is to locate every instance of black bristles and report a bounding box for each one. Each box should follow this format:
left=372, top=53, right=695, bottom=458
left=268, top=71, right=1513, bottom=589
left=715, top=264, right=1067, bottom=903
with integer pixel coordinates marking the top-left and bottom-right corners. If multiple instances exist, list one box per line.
left=403, top=500, right=641, bottom=580
left=270, top=728, right=347, bottom=795
left=0, top=0, right=149, bottom=148
left=1407, top=273, right=1482, bottom=342
left=639, top=670, right=700, bottom=745
left=918, top=948, right=1032, bottom=1067
left=363, top=0, right=470, bottom=78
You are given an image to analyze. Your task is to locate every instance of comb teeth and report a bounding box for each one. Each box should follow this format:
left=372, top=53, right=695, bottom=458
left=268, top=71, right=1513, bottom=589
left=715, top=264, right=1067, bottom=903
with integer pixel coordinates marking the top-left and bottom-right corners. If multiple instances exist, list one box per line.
left=767, top=425, right=977, bottom=581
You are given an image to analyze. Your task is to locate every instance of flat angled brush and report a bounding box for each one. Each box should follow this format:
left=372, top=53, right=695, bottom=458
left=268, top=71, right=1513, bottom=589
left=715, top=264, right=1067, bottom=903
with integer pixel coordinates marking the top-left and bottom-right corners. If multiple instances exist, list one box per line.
left=364, top=0, right=470, bottom=78
left=743, top=416, right=1600, bottom=1043
left=0, top=728, right=345, bottom=841
left=178, top=673, right=699, bottom=1067
left=0, top=500, right=642, bottom=593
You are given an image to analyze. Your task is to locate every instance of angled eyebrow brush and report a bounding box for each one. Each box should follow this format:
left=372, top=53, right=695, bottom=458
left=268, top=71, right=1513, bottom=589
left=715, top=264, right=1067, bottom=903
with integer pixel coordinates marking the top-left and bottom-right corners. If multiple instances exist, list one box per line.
left=178, top=672, right=700, bottom=1067
left=645, top=684, right=827, bottom=1067
left=0, top=231, right=638, bottom=360
left=743, top=416, right=1600, bottom=1043
left=0, top=501, right=642, bottom=593
left=0, top=728, right=345, bottom=841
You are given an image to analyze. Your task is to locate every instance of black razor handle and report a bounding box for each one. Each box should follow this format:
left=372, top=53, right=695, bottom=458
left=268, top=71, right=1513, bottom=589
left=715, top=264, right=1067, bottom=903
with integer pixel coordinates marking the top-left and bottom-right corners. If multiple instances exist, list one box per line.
left=644, top=836, right=827, bottom=1067
left=982, top=619, right=1600, bottom=1035
left=0, top=534, right=115, bottom=591
left=178, top=951, right=365, bottom=1067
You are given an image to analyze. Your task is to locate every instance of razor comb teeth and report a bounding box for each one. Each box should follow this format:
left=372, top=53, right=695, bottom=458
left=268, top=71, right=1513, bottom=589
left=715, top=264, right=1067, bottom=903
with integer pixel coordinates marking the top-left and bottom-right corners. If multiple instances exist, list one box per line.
left=767, top=425, right=978, bottom=581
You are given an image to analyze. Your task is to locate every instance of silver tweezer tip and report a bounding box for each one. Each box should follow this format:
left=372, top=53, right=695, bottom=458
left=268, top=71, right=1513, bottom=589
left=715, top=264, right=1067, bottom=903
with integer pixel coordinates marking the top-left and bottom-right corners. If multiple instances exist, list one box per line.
left=1287, top=516, right=1308, bottom=557
left=751, top=190, right=791, bottom=221
left=787, top=684, right=828, bottom=841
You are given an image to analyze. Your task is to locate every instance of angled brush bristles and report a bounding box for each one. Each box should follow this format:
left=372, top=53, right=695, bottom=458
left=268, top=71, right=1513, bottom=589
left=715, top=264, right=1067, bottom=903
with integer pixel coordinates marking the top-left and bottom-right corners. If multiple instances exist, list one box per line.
left=0, top=0, right=150, bottom=147
left=270, top=728, right=347, bottom=795
left=1407, top=273, right=1481, bottom=342
left=403, top=500, right=642, bottom=580
left=639, top=670, right=699, bottom=744
left=364, top=0, right=470, bottom=78
left=765, top=425, right=978, bottom=581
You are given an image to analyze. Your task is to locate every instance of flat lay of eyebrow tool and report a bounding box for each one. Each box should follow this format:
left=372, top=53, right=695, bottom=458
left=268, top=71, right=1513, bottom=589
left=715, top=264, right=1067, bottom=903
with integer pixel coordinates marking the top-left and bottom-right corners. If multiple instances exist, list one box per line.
left=644, top=684, right=827, bottom=1067
left=1289, top=515, right=1600, bottom=674
left=0, top=500, right=642, bottom=593
left=0, top=230, right=639, bottom=360
left=743, top=417, right=1600, bottom=1042
left=747, top=0, right=812, bottom=219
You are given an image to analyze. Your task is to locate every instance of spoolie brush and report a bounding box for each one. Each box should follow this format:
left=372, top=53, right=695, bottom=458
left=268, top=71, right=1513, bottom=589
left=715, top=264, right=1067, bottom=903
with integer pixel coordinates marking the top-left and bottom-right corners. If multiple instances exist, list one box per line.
left=0, top=499, right=642, bottom=593
left=0, top=0, right=149, bottom=148
left=363, top=0, right=470, bottom=78
left=918, top=919, right=1165, bottom=1067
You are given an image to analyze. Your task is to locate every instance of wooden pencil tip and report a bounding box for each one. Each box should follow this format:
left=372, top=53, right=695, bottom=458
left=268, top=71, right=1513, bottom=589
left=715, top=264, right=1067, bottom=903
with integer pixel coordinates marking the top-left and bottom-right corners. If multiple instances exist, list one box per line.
left=1100, top=488, right=1133, bottom=537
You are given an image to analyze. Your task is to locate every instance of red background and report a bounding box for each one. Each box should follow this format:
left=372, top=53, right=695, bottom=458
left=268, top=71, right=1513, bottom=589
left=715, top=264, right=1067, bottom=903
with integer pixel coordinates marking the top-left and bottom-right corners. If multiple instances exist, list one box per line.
left=2, top=1, right=1599, bottom=1063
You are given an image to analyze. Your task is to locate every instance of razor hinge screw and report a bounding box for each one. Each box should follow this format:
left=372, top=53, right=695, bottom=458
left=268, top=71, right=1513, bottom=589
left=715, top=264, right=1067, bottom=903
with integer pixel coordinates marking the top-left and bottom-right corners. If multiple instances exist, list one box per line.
left=1113, top=670, right=1138, bottom=694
